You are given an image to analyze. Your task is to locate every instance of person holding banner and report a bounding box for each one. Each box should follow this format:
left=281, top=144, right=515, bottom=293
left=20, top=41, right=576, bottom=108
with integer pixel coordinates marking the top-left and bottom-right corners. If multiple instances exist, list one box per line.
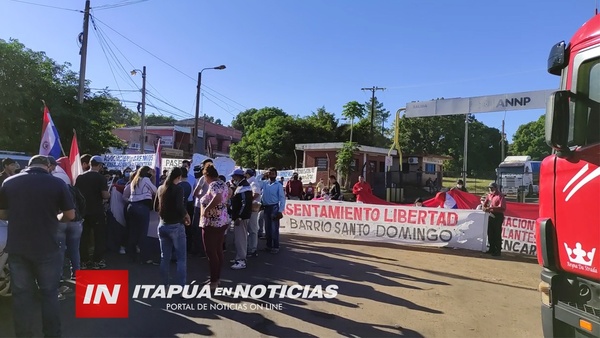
left=123, top=166, right=158, bottom=264
left=352, top=175, right=372, bottom=203
left=483, top=182, right=506, bottom=257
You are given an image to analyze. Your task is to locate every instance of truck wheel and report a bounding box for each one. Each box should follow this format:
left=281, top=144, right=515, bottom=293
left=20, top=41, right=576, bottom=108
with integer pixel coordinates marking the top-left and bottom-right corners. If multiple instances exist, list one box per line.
left=528, top=184, right=534, bottom=197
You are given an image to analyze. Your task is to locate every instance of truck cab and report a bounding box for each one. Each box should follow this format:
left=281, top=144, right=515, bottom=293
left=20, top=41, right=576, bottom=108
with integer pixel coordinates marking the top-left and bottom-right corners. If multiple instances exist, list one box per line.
left=496, top=155, right=536, bottom=196
left=536, top=13, right=600, bottom=338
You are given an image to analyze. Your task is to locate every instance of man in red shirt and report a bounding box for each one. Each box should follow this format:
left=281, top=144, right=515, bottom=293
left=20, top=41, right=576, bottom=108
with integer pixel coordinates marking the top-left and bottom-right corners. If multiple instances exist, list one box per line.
left=285, top=173, right=303, bottom=200
left=483, top=182, right=506, bottom=257
left=352, top=175, right=372, bottom=202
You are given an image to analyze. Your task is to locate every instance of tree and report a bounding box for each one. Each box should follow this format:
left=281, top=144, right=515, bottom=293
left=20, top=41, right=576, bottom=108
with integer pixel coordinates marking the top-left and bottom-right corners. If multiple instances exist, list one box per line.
left=397, top=114, right=501, bottom=175
left=335, top=141, right=359, bottom=189
left=0, top=38, right=127, bottom=155
left=231, top=114, right=298, bottom=168
left=230, top=107, right=287, bottom=134
left=364, top=96, right=390, bottom=135
left=510, top=114, right=551, bottom=160
left=340, top=101, right=364, bottom=142
left=146, top=114, right=176, bottom=126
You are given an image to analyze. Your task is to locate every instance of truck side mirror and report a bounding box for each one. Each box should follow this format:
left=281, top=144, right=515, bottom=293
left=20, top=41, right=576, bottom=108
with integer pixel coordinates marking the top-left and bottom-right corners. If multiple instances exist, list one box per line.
left=545, top=91, right=572, bottom=155
left=547, top=41, right=567, bottom=76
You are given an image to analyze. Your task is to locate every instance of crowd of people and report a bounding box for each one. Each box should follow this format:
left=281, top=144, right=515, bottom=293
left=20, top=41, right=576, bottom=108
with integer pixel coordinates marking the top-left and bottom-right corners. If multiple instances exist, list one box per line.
left=0, top=153, right=507, bottom=336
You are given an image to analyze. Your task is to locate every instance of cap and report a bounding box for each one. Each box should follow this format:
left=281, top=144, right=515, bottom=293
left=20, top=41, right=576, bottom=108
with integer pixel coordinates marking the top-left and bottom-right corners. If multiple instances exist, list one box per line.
left=90, top=155, right=104, bottom=165
left=230, top=169, right=245, bottom=177
left=28, top=155, right=50, bottom=167
left=2, top=158, right=15, bottom=167
left=244, top=168, right=255, bottom=177
left=488, top=182, right=498, bottom=188
left=293, top=172, right=298, bottom=176
left=457, top=179, right=464, bottom=184
left=47, top=156, right=58, bottom=166
left=193, top=165, right=202, bottom=173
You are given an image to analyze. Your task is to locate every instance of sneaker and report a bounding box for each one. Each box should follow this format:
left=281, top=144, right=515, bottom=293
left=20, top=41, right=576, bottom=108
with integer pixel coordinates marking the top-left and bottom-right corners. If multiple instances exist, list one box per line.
left=143, top=260, right=159, bottom=266
left=58, top=285, right=73, bottom=294
left=231, top=260, right=246, bottom=270
left=58, top=293, right=66, bottom=301
left=271, top=248, right=279, bottom=254
left=247, top=251, right=259, bottom=258
left=96, top=260, right=107, bottom=269
left=229, top=259, right=238, bottom=264
left=119, top=246, right=126, bottom=255
left=83, top=261, right=93, bottom=270
left=136, top=246, right=141, bottom=254
left=90, top=262, right=100, bottom=270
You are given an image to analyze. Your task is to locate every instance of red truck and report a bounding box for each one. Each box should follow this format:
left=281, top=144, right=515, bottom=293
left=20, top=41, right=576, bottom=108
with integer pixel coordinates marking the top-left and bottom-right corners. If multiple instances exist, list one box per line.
left=537, top=13, right=600, bottom=337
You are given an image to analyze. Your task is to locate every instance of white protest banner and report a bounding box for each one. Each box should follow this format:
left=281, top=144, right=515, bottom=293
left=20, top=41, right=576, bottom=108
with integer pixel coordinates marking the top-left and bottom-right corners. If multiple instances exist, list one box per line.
left=191, top=153, right=211, bottom=169
left=257, top=168, right=318, bottom=184
left=161, top=158, right=188, bottom=171
left=280, top=200, right=488, bottom=251
left=296, top=167, right=318, bottom=183
left=502, top=216, right=536, bottom=256
left=213, top=157, right=237, bottom=178
left=103, top=154, right=155, bottom=171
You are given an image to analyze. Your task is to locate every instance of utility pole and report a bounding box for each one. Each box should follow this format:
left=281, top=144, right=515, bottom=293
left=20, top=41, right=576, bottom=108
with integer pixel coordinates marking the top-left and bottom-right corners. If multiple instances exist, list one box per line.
left=193, top=71, right=201, bottom=154
left=141, top=66, right=147, bottom=154
left=501, top=119, right=506, bottom=162
left=78, top=0, right=91, bottom=104
left=193, top=65, right=226, bottom=154
left=361, top=86, right=385, bottom=138
left=462, top=114, right=469, bottom=184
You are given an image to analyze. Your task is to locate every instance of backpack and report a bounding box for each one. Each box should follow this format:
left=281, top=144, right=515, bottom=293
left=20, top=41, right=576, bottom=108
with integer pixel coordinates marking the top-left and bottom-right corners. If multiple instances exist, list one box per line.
left=69, top=185, right=87, bottom=221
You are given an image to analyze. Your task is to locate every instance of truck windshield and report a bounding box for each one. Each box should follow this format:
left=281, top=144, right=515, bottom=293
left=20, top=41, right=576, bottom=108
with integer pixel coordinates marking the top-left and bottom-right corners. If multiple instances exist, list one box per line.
left=498, top=166, right=524, bottom=175
left=571, top=56, right=600, bottom=146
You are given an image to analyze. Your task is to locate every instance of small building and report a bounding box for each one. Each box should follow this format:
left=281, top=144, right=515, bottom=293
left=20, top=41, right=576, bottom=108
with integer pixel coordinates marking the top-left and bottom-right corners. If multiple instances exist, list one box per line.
left=295, top=143, right=399, bottom=198
left=111, top=119, right=242, bottom=158
left=402, top=154, right=453, bottom=187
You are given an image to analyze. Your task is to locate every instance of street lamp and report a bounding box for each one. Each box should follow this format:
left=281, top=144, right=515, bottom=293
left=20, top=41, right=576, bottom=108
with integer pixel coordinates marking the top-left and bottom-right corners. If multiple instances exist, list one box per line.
left=193, top=65, right=226, bottom=154
left=131, top=66, right=146, bottom=154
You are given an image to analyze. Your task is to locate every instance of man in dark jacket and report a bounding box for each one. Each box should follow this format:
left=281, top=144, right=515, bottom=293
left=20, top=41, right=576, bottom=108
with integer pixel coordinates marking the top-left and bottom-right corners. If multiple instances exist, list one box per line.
left=229, top=169, right=253, bottom=270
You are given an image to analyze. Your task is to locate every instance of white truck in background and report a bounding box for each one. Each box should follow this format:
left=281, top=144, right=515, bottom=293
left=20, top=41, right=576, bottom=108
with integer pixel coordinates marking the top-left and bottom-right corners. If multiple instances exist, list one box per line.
left=496, top=155, right=538, bottom=197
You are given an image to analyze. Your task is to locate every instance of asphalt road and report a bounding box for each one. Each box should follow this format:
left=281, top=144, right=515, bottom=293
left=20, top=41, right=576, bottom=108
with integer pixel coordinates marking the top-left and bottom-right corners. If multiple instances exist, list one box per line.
left=0, top=234, right=542, bottom=337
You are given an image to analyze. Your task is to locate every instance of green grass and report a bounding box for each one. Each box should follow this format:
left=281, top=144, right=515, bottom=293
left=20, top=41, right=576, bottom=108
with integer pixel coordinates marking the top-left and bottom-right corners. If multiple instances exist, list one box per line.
left=442, top=176, right=493, bottom=195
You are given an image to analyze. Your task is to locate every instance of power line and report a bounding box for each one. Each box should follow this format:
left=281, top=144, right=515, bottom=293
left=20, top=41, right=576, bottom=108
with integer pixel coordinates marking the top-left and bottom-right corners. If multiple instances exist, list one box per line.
left=202, top=95, right=237, bottom=118
left=90, top=16, right=127, bottom=101
left=93, top=0, right=149, bottom=10
left=200, top=90, right=242, bottom=116
left=9, top=0, right=82, bottom=12
left=89, top=88, right=140, bottom=92
left=146, top=92, right=193, bottom=118
left=90, top=14, right=248, bottom=112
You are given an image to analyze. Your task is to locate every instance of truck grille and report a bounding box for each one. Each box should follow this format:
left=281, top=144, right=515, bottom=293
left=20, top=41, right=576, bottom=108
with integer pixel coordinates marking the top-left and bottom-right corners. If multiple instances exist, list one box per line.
left=564, top=301, right=600, bottom=317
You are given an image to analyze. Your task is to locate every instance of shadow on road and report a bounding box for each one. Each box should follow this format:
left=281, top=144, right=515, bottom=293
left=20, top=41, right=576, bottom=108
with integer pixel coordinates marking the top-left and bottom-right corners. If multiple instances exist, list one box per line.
left=0, top=234, right=448, bottom=337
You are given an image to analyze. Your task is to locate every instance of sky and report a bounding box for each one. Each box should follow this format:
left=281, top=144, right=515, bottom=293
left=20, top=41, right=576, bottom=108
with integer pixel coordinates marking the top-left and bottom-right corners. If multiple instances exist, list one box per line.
left=0, top=0, right=597, bottom=141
